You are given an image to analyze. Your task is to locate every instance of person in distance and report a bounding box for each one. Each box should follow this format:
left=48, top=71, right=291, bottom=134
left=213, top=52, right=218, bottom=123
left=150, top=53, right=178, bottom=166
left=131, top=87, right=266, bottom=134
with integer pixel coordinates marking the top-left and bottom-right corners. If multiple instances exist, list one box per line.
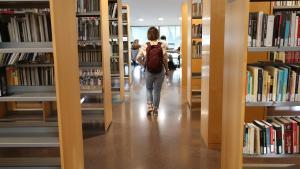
left=136, top=27, right=169, bottom=116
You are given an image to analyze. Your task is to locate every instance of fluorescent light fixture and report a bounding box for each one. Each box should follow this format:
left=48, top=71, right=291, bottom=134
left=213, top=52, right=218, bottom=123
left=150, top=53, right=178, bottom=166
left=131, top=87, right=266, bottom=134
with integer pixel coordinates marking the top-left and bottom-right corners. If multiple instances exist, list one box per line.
left=158, top=17, right=164, bottom=21
left=179, top=17, right=182, bottom=20
left=138, top=18, right=144, bottom=22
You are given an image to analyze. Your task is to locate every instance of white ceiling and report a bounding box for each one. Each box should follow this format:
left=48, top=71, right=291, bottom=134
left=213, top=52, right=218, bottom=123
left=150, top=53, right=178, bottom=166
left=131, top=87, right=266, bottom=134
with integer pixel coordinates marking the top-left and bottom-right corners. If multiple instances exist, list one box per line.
left=122, top=0, right=183, bottom=26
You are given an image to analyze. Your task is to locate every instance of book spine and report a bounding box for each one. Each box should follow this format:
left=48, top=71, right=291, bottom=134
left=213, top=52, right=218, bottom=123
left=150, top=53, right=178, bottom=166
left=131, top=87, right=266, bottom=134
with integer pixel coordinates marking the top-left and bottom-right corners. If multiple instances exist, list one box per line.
left=258, top=69, right=263, bottom=102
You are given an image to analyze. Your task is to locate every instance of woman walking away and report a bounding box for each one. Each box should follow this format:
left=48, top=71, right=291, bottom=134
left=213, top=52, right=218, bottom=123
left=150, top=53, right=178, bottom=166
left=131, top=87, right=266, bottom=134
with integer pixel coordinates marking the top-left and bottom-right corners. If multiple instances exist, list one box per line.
left=136, top=27, right=169, bottom=116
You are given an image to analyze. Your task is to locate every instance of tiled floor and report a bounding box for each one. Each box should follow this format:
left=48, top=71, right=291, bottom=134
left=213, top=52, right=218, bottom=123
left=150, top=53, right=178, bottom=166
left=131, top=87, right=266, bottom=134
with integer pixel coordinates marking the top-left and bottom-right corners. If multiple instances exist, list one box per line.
left=84, top=67, right=221, bottom=169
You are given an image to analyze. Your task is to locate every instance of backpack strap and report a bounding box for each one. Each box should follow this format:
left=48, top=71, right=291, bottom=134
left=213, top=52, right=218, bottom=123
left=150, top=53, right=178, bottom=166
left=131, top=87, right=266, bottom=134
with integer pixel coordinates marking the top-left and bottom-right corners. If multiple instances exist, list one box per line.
left=145, top=42, right=151, bottom=69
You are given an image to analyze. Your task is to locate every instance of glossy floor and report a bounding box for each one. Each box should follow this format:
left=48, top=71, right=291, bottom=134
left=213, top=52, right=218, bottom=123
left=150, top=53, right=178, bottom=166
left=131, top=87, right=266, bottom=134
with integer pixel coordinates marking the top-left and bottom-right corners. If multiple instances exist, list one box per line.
left=84, top=67, right=221, bottom=169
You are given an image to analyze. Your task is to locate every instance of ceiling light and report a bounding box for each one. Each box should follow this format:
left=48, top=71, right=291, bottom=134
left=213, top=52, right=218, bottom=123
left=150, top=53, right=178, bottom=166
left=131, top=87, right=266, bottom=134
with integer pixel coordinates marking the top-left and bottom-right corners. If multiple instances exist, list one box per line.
left=138, top=18, right=144, bottom=22
left=179, top=17, right=182, bottom=20
left=158, top=17, right=164, bottom=21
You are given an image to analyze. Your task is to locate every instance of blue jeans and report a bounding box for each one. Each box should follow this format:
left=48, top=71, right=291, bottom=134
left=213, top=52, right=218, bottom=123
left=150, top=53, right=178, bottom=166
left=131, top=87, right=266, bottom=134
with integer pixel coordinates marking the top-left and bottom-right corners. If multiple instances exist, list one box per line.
left=145, top=70, right=165, bottom=109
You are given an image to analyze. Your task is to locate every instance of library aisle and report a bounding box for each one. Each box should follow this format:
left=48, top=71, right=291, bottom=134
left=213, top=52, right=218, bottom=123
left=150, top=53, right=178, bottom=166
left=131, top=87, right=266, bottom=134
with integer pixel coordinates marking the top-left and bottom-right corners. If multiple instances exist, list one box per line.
left=83, top=67, right=220, bottom=169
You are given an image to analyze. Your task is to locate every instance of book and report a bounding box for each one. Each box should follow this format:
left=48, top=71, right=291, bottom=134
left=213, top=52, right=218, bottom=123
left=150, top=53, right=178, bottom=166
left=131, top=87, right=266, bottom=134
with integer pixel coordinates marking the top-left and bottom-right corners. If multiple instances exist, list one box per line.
left=192, top=0, right=202, bottom=18
left=271, top=121, right=283, bottom=154
left=192, top=24, right=202, bottom=38
left=0, top=11, right=51, bottom=43
left=192, top=41, right=202, bottom=59
left=246, top=63, right=300, bottom=103
left=77, top=0, right=100, bottom=12
left=249, top=11, right=300, bottom=47
left=78, top=17, right=101, bottom=41
left=275, top=117, right=293, bottom=154
left=253, top=120, right=268, bottom=154
left=0, top=66, right=8, bottom=97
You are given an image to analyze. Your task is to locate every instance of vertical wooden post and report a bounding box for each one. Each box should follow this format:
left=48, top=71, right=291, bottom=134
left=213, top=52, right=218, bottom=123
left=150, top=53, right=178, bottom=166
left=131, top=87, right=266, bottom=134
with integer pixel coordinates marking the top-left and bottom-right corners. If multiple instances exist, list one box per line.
left=126, top=5, right=132, bottom=84
left=49, top=0, right=84, bottom=168
left=221, top=0, right=249, bottom=168
left=101, top=0, right=113, bottom=130
left=181, top=2, right=192, bottom=103
left=118, top=0, right=125, bottom=101
left=201, top=0, right=225, bottom=150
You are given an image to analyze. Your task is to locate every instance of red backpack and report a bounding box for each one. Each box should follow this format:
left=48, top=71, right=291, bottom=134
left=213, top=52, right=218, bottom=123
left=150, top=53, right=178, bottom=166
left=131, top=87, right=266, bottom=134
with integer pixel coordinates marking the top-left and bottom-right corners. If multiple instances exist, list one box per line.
left=145, top=42, right=164, bottom=73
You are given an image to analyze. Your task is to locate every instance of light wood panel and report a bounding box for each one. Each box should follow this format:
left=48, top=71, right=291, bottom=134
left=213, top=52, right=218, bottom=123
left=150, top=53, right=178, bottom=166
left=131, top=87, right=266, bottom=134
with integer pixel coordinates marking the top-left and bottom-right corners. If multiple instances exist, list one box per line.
left=101, top=0, right=113, bottom=130
left=118, top=0, right=125, bottom=101
left=186, top=1, right=192, bottom=106
left=192, top=59, right=201, bottom=72
left=49, top=0, right=84, bottom=168
left=221, top=0, right=249, bottom=168
left=201, top=0, right=225, bottom=149
left=182, top=2, right=188, bottom=95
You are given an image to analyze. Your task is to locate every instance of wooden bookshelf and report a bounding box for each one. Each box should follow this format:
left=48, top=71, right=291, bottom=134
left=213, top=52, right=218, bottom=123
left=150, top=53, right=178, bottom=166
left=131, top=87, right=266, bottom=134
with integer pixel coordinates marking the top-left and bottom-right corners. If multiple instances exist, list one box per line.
left=190, top=0, right=224, bottom=151
left=109, top=0, right=125, bottom=101
left=182, top=0, right=203, bottom=110
left=0, top=0, right=85, bottom=168
left=122, top=4, right=132, bottom=86
left=222, top=1, right=300, bottom=168
left=76, top=0, right=113, bottom=129
left=189, top=3, right=202, bottom=109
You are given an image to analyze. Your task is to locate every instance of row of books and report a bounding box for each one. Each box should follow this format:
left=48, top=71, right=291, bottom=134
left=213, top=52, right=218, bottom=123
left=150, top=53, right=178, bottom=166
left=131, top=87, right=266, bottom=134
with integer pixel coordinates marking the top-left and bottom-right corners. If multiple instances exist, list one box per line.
left=80, top=68, right=103, bottom=77
left=0, top=53, right=53, bottom=66
left=77, top=0, right=100, bottom=13
left=273, top=1, right=300, bottom=6
left=192, top=41, right=202, bottom=59
left=248, top=11, right=300, bottom=47
left=109, top=3, right=118, bottom=19
left=270, top=51, right=300, bottom=64
left=109, top=21, right=118, bottom=36
left=80, top=76, right=102, bottom=89
left=192, top=0, right=202, bottom=18
left=243, top=117, right=300, bottom=155
left=0, top=12, right=52, bottom=42
left=123, top=25, right=128, bottom=37
left=123, top=41, right=128, bottom=50
left=110, top=42, right=119, bottom=54
left=246, top=64, right=300, bottom=102
left=122, top=12, right=127, bottom=22
left=124, top=52, right=129, bottom=64
left=7, top=66, right=55, bottom=86
left=79, top=50, right=102, bottom=63
left=0, top=67, right=7, bottom=96
left=192, top=24, right=202, bottom=38
left=111, top=58, right=119, bottom=73
left=78, top=17, right=101, bottom=41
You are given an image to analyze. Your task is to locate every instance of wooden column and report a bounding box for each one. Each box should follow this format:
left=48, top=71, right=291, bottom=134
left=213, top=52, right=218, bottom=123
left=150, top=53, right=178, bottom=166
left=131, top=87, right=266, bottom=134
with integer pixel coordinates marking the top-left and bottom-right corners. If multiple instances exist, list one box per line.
left=201, top=0, right=225, bottom=149
left=181, top=2, right=192, bottom=103
left=118, top=0, right=125, bottom=101
left=49, top=0, right=84, bottom=168
left=101, top=0, right=113, bottom=130
left=221, top=0, right=249, bottom=168
left=126, top=5, right=132, bottom=84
